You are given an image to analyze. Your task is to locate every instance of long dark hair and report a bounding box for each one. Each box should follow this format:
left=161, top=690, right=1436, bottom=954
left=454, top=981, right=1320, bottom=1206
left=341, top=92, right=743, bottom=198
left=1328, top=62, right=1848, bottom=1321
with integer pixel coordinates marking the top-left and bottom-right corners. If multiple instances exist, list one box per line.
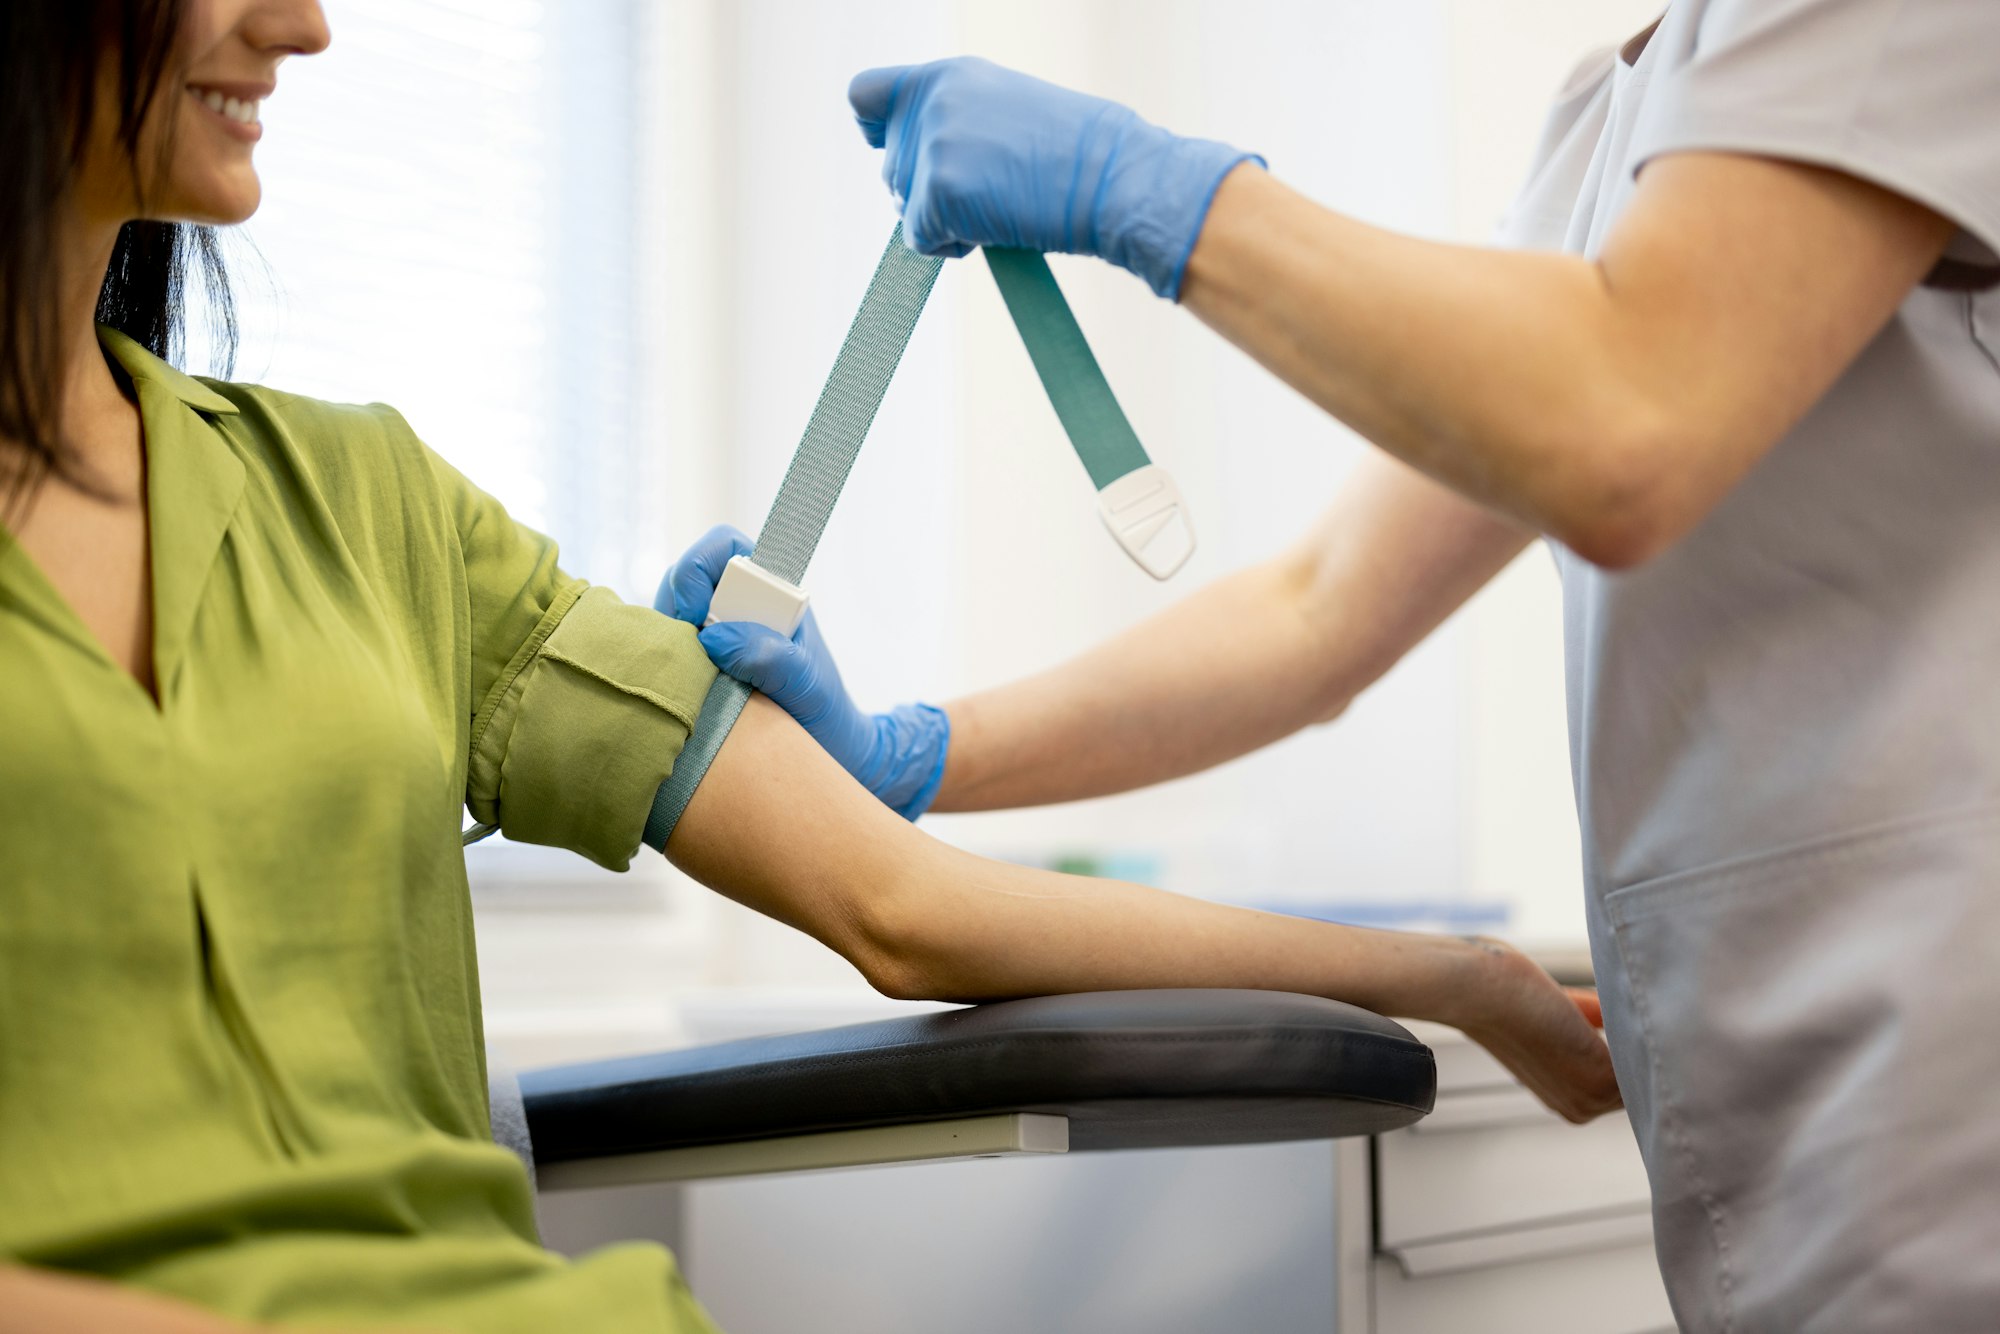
left=1, top=0, right=237, bottom=508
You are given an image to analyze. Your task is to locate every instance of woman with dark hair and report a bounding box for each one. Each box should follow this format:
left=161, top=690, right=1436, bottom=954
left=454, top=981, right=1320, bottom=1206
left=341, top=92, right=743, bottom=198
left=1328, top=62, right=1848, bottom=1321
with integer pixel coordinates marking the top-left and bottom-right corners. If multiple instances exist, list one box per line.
left=0, top=2, right=1614, bottom=1331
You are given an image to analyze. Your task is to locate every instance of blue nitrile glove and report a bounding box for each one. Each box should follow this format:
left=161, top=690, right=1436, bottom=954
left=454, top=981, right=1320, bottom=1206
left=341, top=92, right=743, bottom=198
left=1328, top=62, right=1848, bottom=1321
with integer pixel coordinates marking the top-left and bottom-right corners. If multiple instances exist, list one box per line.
left=656, top=525, right=951, bottom=821
left=848, top=56, right=1261, bottom=299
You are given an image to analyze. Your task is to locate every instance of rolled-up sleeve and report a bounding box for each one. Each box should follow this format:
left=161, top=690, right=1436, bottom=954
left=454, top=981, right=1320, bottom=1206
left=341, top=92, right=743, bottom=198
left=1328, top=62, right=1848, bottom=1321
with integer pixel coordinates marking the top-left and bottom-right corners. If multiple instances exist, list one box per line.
left=467, top=583, right=716, bottom=869
left=431, top=450, right=718, bottom=870
left=1632, top=0, right=2000, bottom=267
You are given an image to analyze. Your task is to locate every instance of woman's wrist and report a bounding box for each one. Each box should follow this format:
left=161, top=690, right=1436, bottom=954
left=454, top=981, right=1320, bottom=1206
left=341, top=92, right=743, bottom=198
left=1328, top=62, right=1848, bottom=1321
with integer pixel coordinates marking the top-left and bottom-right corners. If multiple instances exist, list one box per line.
left=1359, top=930, right=1515, bottom=1032
left=1434, top=935, right=1520, bottom=1029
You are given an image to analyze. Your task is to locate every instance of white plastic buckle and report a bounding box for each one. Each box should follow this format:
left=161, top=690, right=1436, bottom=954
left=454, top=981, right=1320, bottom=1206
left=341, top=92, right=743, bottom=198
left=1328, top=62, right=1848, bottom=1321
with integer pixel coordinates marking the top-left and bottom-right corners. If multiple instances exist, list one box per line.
left=705, top=555, right=811, bottom=636
left=1097, top=464, right=1196, bottom=580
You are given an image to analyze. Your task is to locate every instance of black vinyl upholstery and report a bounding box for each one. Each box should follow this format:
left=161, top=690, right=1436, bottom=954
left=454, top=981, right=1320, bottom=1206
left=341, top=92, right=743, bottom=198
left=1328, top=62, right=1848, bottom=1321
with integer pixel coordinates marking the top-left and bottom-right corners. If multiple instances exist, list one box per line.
left=522, top=989, right=1436, bottom=1166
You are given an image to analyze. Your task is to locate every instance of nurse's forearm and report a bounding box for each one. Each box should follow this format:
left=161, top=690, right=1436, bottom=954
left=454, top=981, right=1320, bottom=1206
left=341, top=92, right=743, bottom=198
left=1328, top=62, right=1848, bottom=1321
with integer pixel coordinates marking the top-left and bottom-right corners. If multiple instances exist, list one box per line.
left=666, top=696, right=1620, bottom=1122
left=931, top=454, right=1530, bottom=812
left=1180, top=156, right=1954, bottom=567
left=930, top=560, right=1327, bottom=812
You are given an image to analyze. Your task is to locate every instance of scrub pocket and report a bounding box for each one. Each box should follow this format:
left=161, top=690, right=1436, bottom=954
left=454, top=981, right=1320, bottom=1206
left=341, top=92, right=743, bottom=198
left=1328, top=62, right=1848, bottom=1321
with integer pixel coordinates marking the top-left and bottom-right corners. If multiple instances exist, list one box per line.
left=1600, top=804, right=2000, bottom=1334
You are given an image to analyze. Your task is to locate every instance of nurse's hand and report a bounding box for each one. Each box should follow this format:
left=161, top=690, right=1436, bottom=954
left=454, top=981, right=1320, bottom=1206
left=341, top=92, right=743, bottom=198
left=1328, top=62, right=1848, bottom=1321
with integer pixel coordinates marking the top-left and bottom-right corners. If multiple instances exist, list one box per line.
left=658, top=526, right=951, bottom=820
left=847, top=57, right=1260, bottom=298
left=1454, top=939, right=1623, bottom=1124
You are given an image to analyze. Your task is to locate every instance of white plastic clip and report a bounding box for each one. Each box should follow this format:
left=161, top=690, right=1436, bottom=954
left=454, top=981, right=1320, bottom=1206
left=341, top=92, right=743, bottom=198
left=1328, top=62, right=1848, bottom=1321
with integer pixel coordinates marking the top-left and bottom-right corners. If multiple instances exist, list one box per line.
left=1097, top=464, right=1196, bottom=580
left=705, top=555, right=811, bottom=637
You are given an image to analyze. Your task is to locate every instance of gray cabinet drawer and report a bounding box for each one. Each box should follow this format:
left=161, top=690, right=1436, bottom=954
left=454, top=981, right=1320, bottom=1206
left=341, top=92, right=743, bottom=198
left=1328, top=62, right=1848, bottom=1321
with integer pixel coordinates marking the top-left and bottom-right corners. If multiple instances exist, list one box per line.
left=1376, top=1101, right=1653, bottom=1247
left=1374, top=1241, right=1678, bottom=1334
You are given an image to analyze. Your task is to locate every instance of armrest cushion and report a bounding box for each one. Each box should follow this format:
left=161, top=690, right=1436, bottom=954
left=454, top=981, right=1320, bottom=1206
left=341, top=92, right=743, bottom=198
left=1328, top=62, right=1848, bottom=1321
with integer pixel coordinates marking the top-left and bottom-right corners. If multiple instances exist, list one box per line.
left=521, top=989, right=1436, bottom=1167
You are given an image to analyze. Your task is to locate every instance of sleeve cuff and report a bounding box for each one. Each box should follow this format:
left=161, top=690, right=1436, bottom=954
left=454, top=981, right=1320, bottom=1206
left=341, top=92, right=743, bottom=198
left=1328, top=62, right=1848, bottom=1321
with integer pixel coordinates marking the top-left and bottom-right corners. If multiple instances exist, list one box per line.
left=1628, top=105, right=2000, bottom=278
left=467, top=584, right=721, bottom=870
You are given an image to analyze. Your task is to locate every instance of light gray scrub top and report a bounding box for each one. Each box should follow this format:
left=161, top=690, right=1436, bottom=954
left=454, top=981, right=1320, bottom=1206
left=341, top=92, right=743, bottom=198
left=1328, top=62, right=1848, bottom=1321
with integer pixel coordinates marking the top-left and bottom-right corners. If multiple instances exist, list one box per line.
left=1495, top=2, right=2000, bottom=1330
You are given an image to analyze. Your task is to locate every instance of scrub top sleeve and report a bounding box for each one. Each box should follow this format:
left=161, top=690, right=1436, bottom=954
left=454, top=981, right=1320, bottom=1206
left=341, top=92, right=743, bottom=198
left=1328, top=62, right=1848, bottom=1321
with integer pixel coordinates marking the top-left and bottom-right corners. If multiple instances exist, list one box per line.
left=427, top=448, right=720, bottom=871
left=1631, top=0, right=2000, bottom=269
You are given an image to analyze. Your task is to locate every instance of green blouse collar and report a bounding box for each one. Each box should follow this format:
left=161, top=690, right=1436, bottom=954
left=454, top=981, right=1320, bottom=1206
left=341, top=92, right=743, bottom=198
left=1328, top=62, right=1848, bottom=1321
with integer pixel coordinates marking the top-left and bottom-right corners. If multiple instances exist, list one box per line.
left=0, top=328, right=245, bottom=698
left=107, top=325, right=245, bottom=694
left=98, top=325, right=241, bottom=417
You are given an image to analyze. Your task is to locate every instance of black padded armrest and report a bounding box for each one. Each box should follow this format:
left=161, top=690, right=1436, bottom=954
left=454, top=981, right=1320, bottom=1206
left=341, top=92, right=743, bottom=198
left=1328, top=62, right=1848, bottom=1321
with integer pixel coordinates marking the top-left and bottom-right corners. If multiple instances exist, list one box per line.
left=522, top=989, right=1435, bottom=1168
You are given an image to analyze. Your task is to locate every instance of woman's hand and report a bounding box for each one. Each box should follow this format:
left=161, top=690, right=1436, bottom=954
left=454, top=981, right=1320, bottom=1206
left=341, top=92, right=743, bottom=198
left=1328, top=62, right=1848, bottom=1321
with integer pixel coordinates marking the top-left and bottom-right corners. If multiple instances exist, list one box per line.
left=658, top=526, right=951, bottom=819
left=847, top=57, right=1258, bottom=298
left=1446, top=939, right=1623, bottom=1124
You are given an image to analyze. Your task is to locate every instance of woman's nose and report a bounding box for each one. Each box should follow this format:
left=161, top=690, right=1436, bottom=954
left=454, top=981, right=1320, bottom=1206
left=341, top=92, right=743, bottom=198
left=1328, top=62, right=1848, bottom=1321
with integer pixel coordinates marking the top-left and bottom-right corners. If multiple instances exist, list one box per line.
left=245, top=0, right=332, bottom=59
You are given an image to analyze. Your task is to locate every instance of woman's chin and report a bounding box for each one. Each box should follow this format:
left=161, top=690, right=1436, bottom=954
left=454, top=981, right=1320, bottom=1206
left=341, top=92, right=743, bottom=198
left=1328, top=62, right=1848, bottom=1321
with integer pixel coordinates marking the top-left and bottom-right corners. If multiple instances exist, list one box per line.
left=154, top=178, right=262, bottom=228
left=146, top=159, right=264, bottom=227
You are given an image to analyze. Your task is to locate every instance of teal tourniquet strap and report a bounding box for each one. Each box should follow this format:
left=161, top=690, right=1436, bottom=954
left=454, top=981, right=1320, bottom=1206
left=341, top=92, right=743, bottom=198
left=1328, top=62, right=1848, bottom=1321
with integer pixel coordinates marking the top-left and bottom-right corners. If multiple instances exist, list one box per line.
left=643, top=227, right=943, bottom=850
left=982, top=249, right=1151, bottom=491
left=986, top=249, right=1195, bottom=581
left=642, top=227, right=1183, bottom=853
left=750, top=235, right=945, bottom=586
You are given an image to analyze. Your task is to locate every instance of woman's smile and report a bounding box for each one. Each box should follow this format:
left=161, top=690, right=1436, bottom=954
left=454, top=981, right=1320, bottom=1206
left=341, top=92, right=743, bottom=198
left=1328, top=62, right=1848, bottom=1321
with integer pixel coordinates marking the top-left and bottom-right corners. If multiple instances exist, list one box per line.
left=187, top=81, right=267, bottom=141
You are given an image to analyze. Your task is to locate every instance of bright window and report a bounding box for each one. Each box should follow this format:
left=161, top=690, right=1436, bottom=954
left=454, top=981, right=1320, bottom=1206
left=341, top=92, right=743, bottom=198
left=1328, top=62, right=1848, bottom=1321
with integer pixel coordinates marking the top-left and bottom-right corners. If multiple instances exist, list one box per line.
left=199, top=0, right=652, bottom=596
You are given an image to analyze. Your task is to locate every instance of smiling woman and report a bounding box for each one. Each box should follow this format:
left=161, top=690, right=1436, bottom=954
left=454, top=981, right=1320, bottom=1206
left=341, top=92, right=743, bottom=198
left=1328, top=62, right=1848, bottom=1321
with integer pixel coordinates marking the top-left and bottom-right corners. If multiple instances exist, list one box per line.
left=191, top=85, right=266, bottom=130
left=0, top=1, right=238, bottom=518
left=0, top=0, right=322, bottom=699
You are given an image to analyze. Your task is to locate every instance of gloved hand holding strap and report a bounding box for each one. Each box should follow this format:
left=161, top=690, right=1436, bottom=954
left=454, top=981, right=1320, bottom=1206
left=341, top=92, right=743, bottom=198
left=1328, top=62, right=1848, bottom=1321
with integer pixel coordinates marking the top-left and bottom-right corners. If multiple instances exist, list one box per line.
left=643, top=226, right=942, bottom=850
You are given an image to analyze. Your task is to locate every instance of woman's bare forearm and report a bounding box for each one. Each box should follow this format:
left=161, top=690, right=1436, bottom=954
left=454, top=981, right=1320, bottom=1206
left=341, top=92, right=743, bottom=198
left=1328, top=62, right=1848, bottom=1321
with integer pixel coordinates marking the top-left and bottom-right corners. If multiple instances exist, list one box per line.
left=665, top=696, right=1619, bottom=1120
left=931, top=454, right=1531, bottom=813
left=676, top=695, right=1489, bottom=1026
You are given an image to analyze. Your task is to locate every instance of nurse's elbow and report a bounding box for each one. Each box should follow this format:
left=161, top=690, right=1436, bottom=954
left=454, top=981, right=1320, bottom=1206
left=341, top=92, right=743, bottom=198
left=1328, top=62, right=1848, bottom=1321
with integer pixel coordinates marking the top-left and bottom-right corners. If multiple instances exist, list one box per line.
left=1544, top=409, right=1689, bottom=570
left=1554, top=501, right=1677, bottom=570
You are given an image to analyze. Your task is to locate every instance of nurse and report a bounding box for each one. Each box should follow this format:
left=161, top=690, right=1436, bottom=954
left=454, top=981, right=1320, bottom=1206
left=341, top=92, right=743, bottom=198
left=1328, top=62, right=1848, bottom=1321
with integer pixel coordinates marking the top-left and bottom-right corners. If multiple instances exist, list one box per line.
left=672, top=5, right=2000, bottom=1330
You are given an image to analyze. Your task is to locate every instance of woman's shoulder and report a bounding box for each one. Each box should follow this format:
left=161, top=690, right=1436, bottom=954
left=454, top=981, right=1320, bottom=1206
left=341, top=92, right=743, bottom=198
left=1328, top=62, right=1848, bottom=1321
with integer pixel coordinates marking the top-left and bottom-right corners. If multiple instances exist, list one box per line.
left=103, top=328, right=476, bottom=559
left=202, top=376, right=487, bottom=528
left=209, top=378, right=435, bottom=483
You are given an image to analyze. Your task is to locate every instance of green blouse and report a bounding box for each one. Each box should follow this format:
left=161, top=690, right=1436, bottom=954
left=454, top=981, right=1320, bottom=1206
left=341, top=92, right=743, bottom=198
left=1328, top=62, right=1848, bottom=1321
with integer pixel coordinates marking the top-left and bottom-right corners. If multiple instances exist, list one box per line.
left=0, top=330, right=721, bottom=1331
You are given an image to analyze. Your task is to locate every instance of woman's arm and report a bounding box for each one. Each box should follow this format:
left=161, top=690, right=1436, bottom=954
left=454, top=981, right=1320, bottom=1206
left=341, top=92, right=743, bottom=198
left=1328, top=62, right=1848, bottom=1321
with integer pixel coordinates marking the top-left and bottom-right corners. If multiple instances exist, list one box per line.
left=1182, top=153, right=1954, bottom=566
left=934, top=453, right=1530, bottom=812
left=666, top=692, right=1620, bottom=1123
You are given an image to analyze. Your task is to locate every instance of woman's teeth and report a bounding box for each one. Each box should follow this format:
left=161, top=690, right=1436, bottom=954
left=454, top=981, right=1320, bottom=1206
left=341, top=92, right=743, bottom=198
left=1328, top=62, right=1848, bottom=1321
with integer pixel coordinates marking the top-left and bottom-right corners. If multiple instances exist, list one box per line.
left=193, top=87, right=260, bottom=125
